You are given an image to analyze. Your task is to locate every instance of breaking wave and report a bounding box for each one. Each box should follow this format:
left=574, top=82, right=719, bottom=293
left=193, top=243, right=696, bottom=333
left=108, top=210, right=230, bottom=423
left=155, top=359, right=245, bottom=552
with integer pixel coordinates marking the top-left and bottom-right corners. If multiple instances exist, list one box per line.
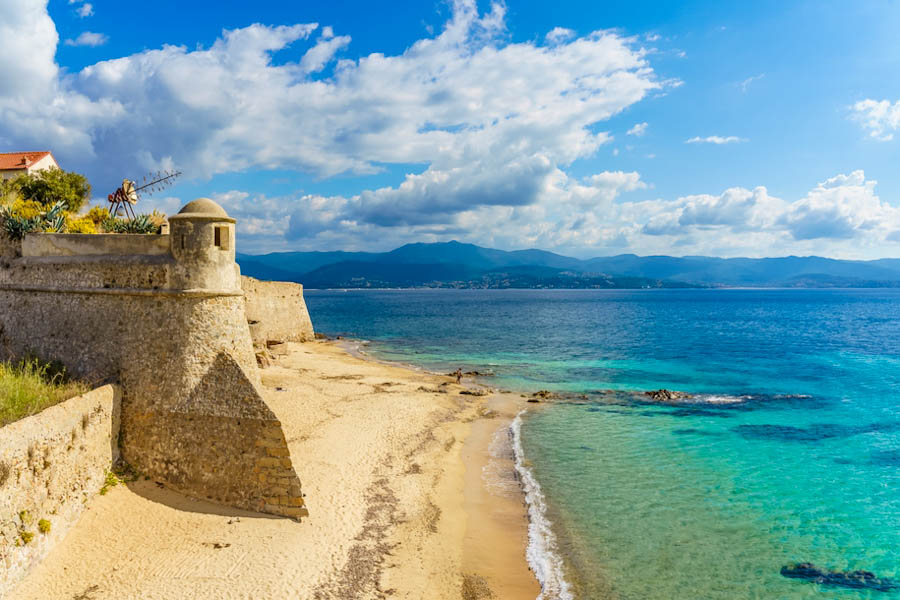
left=510, top=410, right=574, bottom=600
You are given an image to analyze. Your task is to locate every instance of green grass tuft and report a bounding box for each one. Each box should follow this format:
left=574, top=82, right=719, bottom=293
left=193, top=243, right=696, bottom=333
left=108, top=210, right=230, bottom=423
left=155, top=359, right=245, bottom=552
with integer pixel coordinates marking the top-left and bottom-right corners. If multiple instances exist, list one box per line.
left=99, top=470, right=121, bottom=495
left=0, top=359, right=89, bottom=427
left=38, top=518, right=51, bottom=534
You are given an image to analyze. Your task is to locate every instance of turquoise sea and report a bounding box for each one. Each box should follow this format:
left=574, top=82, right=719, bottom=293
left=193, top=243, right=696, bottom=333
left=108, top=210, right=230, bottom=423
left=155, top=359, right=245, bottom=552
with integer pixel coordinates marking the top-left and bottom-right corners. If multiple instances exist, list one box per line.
left=305, top=289, right=900, bottom=599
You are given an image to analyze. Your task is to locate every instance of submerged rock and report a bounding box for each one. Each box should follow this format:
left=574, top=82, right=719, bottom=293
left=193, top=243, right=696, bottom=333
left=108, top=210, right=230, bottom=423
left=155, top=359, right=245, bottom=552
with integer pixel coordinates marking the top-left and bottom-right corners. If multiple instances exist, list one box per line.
left=643, top=389, right=693, bottom=402
left=780, top=563, right=900, bottom=592
left=459, top=388, right=490, bottom=396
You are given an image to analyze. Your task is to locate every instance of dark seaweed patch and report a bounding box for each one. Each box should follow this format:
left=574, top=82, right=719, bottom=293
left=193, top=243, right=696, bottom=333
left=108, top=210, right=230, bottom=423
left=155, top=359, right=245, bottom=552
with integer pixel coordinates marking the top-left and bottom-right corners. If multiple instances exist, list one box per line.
left=868, top=449, right=900, bottom=467
left=734, top=421, right=900, bottom=443
left=672, top=428, right=727, bottom=437
left=639, top=407, right=735, bottom=419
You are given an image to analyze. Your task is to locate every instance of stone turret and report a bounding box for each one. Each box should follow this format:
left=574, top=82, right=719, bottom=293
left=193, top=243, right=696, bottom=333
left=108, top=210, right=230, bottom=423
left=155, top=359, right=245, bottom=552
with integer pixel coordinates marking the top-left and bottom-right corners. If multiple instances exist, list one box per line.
left=0, top=198, right=308, bottom=524
left=168, top=197, right=240, bottom=291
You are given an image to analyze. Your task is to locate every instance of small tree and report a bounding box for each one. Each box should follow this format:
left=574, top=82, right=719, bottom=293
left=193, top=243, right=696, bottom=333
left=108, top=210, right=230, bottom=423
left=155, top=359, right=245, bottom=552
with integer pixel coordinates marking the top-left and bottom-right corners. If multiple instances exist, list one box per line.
left=12, top=167, right=91, bottom=213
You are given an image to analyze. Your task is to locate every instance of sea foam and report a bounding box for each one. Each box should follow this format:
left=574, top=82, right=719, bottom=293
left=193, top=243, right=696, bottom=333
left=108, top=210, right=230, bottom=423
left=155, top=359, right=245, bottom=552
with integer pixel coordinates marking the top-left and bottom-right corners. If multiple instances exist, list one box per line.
left=510, top=410, right=574, bottom=600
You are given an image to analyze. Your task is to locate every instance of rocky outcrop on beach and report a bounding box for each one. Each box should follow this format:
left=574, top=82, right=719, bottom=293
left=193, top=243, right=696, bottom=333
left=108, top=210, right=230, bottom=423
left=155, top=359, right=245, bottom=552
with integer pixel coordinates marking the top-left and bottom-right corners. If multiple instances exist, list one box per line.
left=526, top=390, right=558, bottom=403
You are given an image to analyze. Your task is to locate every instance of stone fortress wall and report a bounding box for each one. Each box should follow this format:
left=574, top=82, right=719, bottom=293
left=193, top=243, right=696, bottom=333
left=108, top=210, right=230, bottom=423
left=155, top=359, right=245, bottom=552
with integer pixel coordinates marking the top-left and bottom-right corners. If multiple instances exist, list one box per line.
left=243, top=277, right=315, bottom=345
left=0, top=199, right=312, bottom=521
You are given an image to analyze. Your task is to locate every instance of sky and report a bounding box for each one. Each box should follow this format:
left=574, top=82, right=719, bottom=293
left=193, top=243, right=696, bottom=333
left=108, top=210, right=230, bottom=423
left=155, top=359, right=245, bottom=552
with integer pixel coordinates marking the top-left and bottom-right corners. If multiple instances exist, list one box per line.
left=2, top=0, right=900, bottom=258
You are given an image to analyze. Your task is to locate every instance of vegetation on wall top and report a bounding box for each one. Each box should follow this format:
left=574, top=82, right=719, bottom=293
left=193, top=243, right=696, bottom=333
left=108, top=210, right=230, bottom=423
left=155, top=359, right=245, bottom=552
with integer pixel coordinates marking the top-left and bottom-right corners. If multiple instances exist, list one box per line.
left=0, top=358, right=89, bottom=427
left=0, top=168, right=167, bottom=239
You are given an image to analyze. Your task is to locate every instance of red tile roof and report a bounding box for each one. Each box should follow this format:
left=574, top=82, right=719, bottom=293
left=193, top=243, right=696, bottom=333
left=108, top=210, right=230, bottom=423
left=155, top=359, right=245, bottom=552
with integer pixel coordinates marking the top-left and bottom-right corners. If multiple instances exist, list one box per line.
left=0, top=151, right=56, bottom=171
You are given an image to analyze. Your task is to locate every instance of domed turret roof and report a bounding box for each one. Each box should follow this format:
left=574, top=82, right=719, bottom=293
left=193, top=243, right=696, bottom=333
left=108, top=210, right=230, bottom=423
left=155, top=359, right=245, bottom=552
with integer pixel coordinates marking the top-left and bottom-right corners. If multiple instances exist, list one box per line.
left=176, top=198, right=229, bottom=218
left=169, top=198, right=235, bottom=222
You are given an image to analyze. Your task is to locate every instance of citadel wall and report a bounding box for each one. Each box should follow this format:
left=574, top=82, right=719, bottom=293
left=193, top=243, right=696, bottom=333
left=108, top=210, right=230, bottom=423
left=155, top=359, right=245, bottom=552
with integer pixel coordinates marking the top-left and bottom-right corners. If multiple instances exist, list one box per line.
left=0, top=199, right=308, bottom=520
left=243, top=277, right=315, bottom=345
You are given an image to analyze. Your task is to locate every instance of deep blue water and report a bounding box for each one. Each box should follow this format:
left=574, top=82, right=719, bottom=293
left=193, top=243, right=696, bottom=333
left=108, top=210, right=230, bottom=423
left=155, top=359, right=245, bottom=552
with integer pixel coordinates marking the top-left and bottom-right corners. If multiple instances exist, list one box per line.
left=305, top=289, right=900, bottom=599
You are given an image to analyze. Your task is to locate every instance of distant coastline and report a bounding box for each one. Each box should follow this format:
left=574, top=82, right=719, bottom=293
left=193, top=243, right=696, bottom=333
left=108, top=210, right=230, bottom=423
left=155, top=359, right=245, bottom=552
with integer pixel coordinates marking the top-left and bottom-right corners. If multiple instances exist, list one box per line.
left=238, top=240, right=900, bottom=289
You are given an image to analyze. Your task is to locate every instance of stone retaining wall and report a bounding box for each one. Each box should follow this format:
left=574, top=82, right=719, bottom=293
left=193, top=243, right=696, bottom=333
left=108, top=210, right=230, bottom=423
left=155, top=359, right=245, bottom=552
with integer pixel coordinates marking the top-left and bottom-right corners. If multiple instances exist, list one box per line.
left=0, top=385, right=121, bottom=598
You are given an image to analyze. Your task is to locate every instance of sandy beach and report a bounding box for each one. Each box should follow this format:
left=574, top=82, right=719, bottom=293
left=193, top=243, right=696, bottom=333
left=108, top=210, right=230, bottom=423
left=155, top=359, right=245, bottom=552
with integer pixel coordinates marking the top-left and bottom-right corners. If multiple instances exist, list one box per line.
left=11, top=341, right=540, bottom=599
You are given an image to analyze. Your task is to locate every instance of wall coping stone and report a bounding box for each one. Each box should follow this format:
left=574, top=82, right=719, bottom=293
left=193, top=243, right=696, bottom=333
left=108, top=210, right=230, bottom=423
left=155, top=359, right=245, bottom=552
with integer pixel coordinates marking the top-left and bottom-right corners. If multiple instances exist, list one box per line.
left=0, top=284, right=244, bottom=297
left=23, top=233, right=170, bottom=258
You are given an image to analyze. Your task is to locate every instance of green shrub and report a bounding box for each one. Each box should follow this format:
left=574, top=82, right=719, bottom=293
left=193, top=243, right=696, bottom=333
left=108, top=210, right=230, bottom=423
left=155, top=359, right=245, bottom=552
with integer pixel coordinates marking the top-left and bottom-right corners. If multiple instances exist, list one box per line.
left=65, top=215, right=97, bottom=234
left=11, top=168, right=91, bottom=213
left=38, top=518, right=51, bottom=534
left=19, top=531, right=34, bottom=544
left=86, top=206, right=110, bottom=225
left=0, top=359, right=89, bottom=426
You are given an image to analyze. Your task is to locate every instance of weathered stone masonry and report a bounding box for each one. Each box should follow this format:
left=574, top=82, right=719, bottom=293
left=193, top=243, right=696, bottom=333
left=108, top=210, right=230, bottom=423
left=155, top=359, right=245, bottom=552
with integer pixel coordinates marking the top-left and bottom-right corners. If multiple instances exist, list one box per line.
left=0, top=385, right=121, bottom=598
left=0, top=198, right=311, bottom=520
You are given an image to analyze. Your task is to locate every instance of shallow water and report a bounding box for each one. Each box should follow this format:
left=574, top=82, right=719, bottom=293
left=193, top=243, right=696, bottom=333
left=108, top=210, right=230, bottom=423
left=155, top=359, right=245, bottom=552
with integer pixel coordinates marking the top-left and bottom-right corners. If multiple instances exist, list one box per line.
left=306, top=288, right=900, bottom=599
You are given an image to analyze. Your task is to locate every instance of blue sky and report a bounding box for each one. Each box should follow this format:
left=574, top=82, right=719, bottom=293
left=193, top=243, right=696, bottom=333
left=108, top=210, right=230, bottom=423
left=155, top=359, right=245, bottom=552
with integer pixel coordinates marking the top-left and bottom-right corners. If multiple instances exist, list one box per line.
left=3, top=0, right=900, bottom=257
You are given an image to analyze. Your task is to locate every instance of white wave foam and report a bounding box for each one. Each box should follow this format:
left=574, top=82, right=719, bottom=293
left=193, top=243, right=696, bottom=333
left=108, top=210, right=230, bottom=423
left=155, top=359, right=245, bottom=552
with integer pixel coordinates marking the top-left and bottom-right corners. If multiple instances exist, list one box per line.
left=510, top=410, right=574, bottom=600
left=692, top=394, right=749, bottom=405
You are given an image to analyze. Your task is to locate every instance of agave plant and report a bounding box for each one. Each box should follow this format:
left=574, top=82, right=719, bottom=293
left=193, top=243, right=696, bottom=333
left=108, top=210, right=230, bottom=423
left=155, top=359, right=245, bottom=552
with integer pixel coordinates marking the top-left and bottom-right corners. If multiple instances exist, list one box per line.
left=41, top=201, right=67, bottom=233
left=1, top=211, right=39, bottom=240
left=0, top=201, right=67, bottom=239
left=101, top=213, right=158, bottom=234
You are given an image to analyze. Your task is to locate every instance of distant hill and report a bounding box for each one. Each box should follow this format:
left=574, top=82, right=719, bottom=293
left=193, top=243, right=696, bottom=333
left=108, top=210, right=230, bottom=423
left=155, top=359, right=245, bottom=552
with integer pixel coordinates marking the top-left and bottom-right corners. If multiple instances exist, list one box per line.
left=237, top=241, right=900, bottom=289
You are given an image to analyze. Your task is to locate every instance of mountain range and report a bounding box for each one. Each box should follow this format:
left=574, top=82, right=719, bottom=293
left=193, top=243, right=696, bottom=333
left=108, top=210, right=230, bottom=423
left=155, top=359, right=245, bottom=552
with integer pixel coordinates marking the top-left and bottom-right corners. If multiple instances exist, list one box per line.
left=237, top=241, right=900, bottom=289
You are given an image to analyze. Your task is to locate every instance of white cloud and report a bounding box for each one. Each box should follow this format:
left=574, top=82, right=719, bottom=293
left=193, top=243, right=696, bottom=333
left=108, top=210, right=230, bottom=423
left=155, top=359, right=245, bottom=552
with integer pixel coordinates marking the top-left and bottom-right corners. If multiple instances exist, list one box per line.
left=2, top=0, right=664, bottom=221
left=851, top=99, right=900, bottom=141
left=627, top=122, right=647, bottom=136
left=299, top=27, right=351, bottom=74
left=545, top=26, right=575, bottom=45
left=76, top=2, right=93, bottom=17
left=633, top=170, right=900, bottom=258
left=645, top=33, right=660, bottom=42
left=9, top=0, right=897, bottom=259
left=738, top=73, right=764, bottom=92
left=779, top=170, right=896, bottom=240
left=64, top=31, right=107, bottom=46
left=685, top=135, right=746, bottom=144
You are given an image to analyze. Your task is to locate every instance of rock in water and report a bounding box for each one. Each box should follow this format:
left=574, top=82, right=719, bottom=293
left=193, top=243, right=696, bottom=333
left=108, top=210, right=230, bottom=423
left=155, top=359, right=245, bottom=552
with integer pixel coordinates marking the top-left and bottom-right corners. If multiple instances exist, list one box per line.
left=780, top=563, right=900, bottom=592
left=644, top=389, right=693, bottom=402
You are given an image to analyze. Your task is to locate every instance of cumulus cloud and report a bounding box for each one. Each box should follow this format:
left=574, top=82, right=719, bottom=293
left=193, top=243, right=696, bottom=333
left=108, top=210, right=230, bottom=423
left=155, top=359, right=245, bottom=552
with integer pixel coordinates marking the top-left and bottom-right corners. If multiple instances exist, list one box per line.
left=632, top=170, right=900, bottom=258
left=75, top=2, right=93, bottom=17
left=64, top=31, right=107, bottom=46
left=685, top=135, right=745, bottom=144
left=2, top=0, right=663, bottom=230
left=5, top=0, right=896, bottom=259
left=779, top=171, right=894, bottom=240
left=851, top=99, right=900, bottom=141
left=627, top=122, right=647, bottom=136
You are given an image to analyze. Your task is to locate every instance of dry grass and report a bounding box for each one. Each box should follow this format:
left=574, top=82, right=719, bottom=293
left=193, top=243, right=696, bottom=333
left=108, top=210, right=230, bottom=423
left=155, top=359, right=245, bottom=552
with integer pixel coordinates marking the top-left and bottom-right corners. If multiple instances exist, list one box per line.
left=0, top=359, right=89, bottom=427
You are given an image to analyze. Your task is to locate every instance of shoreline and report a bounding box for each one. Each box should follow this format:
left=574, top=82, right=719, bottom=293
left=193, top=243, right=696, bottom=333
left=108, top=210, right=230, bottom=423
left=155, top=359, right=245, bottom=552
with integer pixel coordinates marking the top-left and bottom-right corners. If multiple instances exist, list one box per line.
left=13, top=340, right=543, bottom=599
